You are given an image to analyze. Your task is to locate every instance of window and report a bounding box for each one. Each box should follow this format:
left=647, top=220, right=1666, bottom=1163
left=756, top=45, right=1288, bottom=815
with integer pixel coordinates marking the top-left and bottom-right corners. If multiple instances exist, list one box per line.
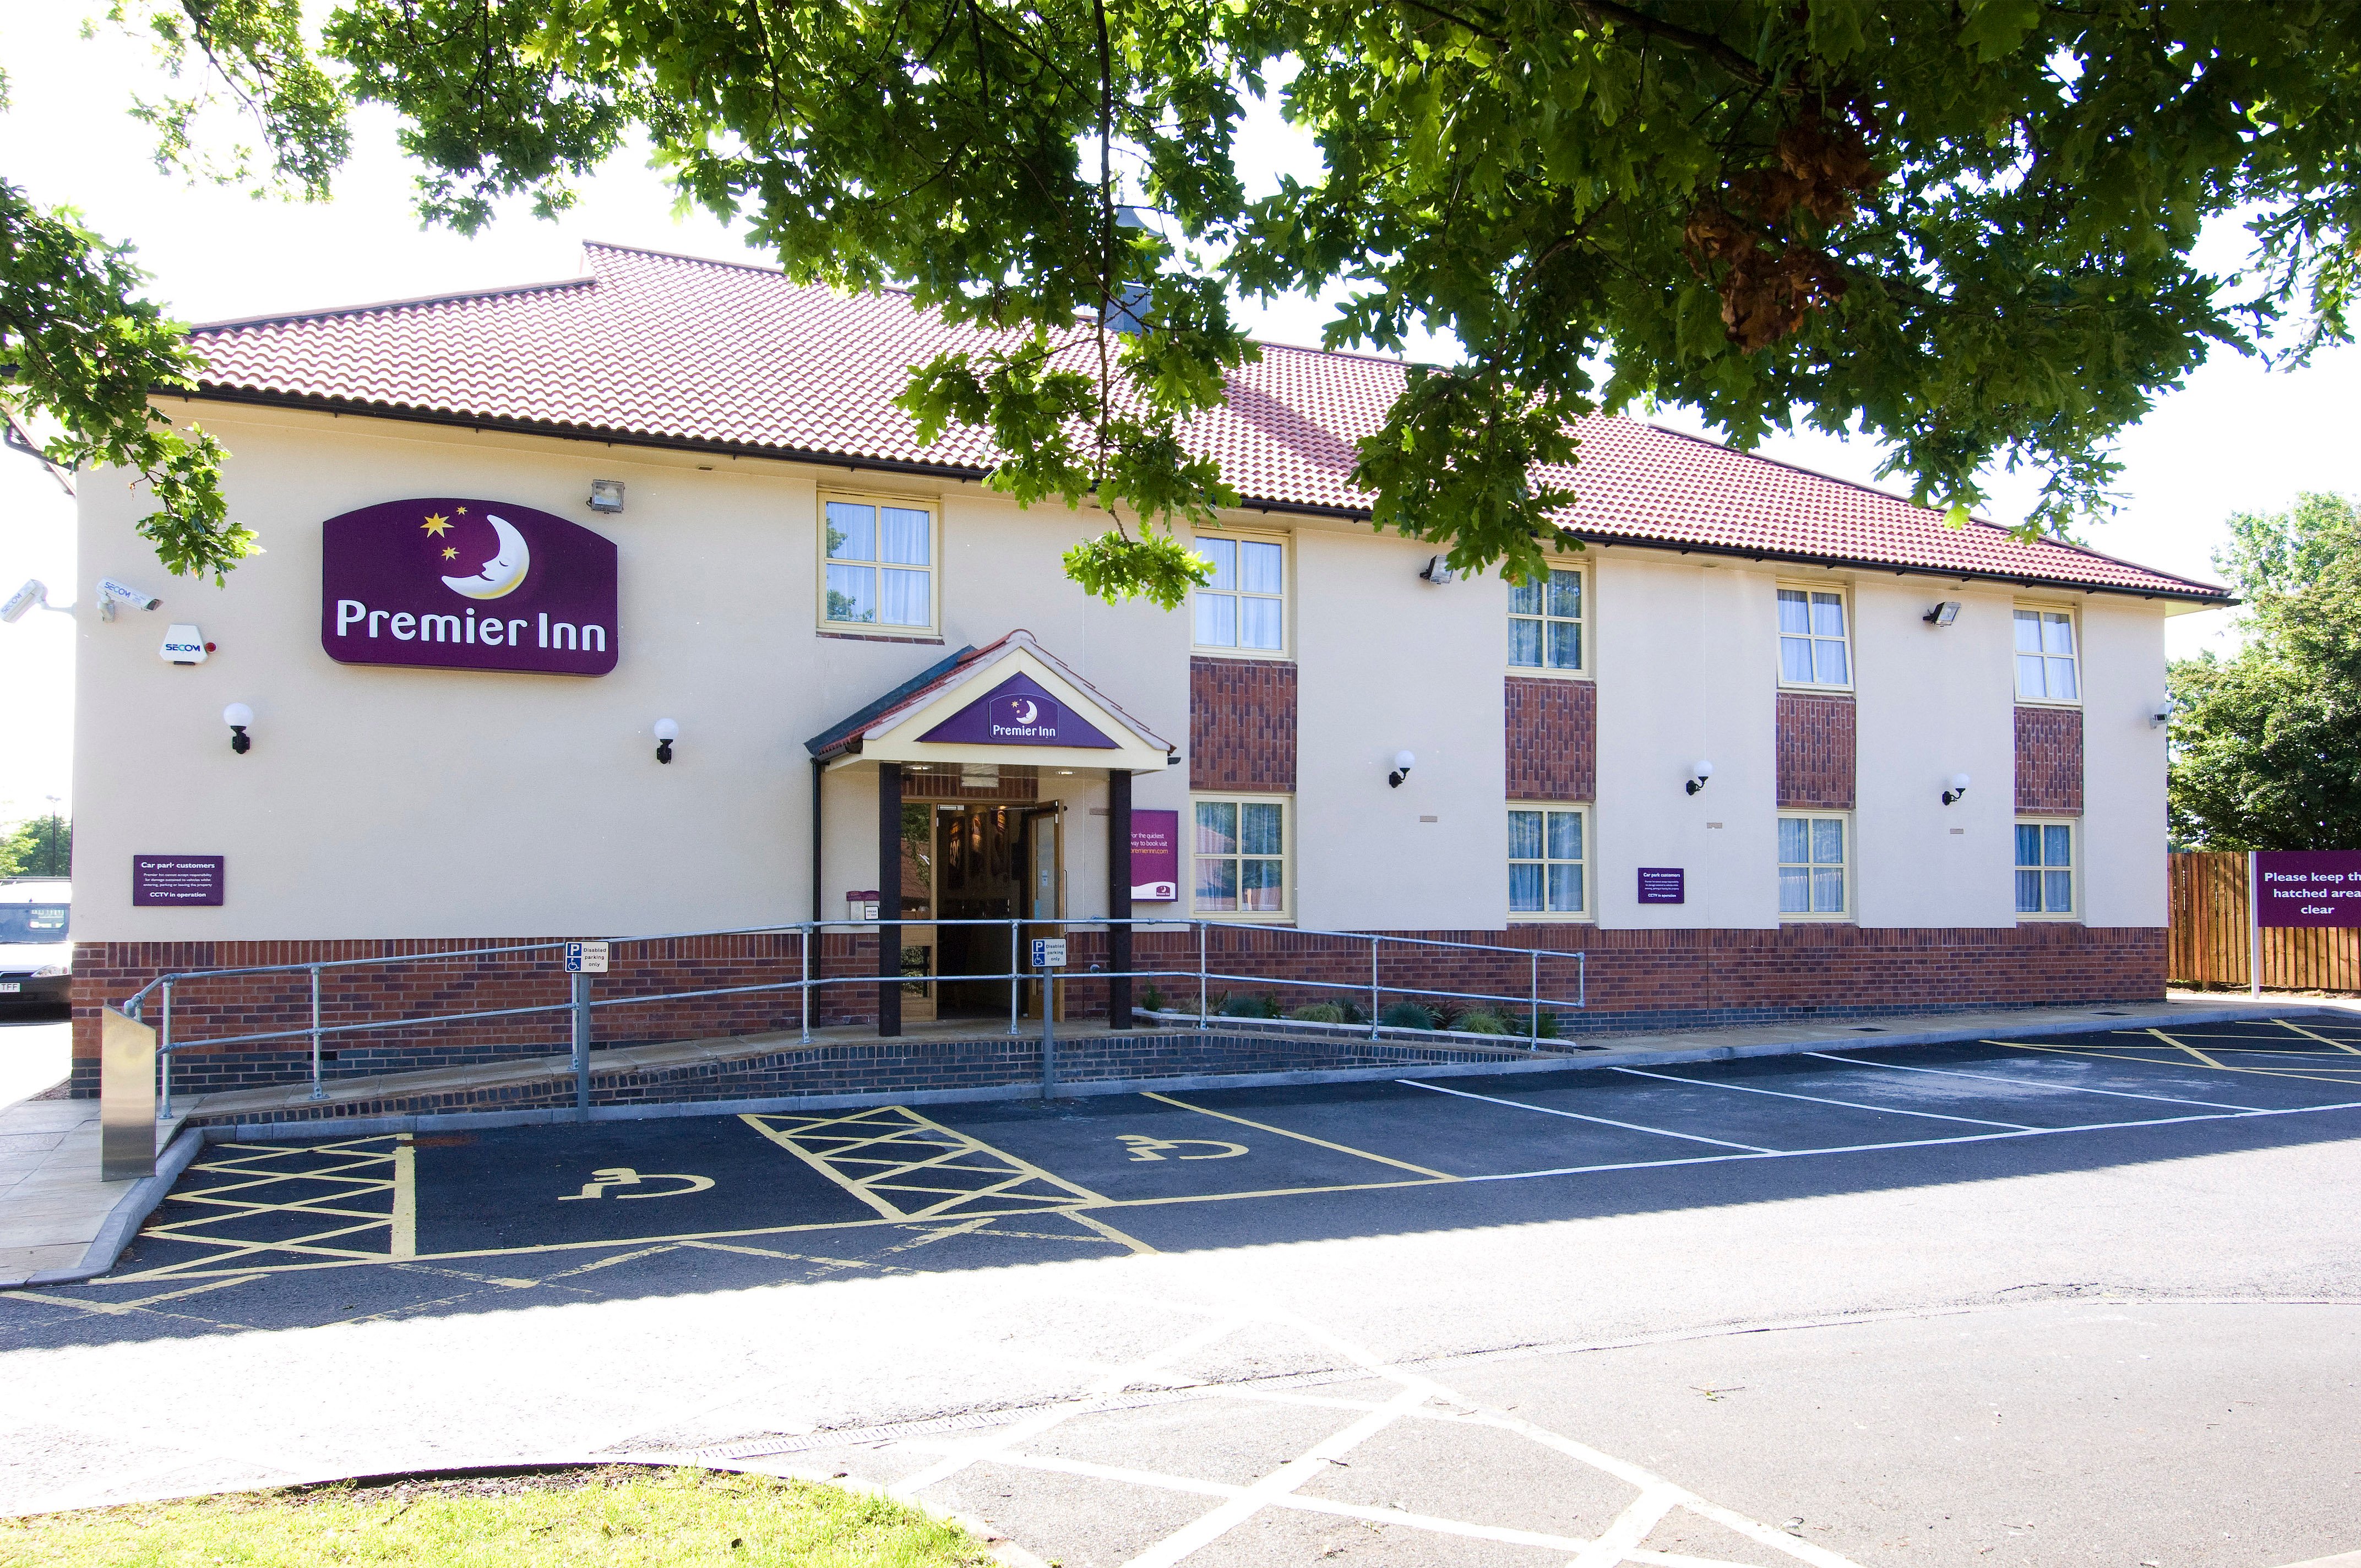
left=1193, top=796, right=1287, bottom=916
left=1777, top=586, right=1851, bottom=687
left=1193, top=534, right=1285, bottom=652
left=822, top=496, right=935, bottom=630
left=1508, top=805, right=1587, bottom=917
left=1777, top=813, right=1849, bottom=918
left=1509, top=567, right=1586, bottom=673
left=2016, top=820, right=2076, bottom=917
left=2014, top=607, right=2080, bottom=702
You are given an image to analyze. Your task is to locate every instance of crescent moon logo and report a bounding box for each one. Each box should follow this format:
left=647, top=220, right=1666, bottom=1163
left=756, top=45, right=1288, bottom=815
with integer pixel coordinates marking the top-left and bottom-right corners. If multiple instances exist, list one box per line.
left=441, top=514, right=531, bottom=600
left=1015, top=700, right=1040, bottom=725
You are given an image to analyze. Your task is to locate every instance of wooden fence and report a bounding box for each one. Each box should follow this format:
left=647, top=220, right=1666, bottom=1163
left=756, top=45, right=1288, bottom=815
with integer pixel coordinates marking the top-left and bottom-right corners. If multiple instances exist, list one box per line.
left=2167, top=851, right=2361, bottom=990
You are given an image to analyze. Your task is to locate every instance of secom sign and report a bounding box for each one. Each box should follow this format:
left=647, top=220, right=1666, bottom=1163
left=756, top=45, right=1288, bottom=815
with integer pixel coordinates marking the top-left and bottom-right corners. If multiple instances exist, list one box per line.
left=320, top=497, right=619, bottom=676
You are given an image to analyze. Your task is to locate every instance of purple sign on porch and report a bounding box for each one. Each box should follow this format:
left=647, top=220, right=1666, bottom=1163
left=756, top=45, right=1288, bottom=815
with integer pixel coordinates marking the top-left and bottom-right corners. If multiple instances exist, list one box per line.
left=917, top=672, right=1117, bottom=748
left=1637, top=867, right=1685, bottom=905
left=133, top=855, right=224, bottom=907
left=2254, top=851, right=2361, bottom=928
left=320, top=498, right=619, bottom=676
left=1130, top=809, right=1180, bottom=902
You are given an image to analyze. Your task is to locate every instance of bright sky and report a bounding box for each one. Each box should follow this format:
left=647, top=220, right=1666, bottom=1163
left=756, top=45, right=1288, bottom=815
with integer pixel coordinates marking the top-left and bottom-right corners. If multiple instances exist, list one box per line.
left=4, top=8, right=2358, bottom=825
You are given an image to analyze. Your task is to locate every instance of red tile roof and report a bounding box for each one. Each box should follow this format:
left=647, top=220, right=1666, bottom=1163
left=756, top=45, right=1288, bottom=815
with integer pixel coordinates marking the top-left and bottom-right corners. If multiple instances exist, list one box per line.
left=187, top=242, right=2224, bottom=601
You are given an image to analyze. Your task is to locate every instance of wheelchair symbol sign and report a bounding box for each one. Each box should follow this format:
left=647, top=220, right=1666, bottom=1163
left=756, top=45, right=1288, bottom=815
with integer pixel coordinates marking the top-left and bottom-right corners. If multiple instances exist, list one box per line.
left=1118, top=1134, right=1247, bottom=1162
left=558, top=1166, right=716, bottom=1201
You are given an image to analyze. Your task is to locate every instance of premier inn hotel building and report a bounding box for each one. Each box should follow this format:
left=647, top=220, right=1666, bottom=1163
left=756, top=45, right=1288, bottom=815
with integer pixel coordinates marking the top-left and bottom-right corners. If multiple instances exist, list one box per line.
left=67, top=243, right=2229, bottom=1097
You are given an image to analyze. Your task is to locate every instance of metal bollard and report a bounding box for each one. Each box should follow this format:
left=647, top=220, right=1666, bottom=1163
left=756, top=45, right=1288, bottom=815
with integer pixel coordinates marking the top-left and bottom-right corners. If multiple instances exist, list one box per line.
left=1040, top=971, right=1058, bottom=1101
left=308, top=965, right=325, bottom=1099
left=572, top=970, right=591, bottom=1119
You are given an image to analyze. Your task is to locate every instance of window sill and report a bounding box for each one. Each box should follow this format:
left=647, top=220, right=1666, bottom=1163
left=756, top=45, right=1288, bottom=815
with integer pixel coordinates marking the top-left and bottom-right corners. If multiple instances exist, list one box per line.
left=1192, top=646, right=1293, bottom=662
left=1508, top=913, right=1595, bottom=924
left=1191, top=911, right=1294, bottom=924
left=1778, top=914, right=1855, bottom=924
left=1777, top=683, right=1856, bottom=695
left=819, top=628, right=945, bottom=645
left=2015, top=913, right=2081, bottom=924
left=1505, top=667, right=1593, bottom=682
left=2013, top=696, right=2083, bottom=709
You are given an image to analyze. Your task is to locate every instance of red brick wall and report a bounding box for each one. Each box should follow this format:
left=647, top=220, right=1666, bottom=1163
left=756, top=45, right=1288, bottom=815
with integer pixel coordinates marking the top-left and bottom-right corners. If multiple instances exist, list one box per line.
left=1191, top=656, right=1296, bottom=792
left=1505, top=677, right=1596, bottom=801
left=1776, top=692, right=1856, bottom=809
left=75, top=921, right=2162, bottom=1097
left=2016, top=705, right=2084, bottom=814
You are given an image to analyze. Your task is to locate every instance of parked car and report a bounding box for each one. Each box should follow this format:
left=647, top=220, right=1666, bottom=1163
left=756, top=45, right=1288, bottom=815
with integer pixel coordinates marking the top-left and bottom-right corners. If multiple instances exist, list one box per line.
left=0, top=878, right=70, bottom=1012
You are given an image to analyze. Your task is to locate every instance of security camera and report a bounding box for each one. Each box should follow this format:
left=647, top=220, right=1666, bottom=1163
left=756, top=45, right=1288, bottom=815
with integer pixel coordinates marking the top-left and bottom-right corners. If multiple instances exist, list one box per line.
left=2150, top=697, right=2175, bottom=728
left=94, top=577, right=161, bottom=622
left=3, top=580, right=72, bottom=623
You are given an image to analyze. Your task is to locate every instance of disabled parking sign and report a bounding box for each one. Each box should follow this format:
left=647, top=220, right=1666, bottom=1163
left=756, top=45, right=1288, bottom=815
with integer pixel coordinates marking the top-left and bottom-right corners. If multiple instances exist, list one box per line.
left=1030, top=938, right=1067, bottom=968
left=564, top=941, right=610, bottom=973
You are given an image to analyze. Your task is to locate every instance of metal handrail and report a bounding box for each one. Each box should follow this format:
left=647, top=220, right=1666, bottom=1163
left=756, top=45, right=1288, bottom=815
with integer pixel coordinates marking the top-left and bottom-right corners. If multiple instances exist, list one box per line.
left=124, top=914, right=1588, bottom=1115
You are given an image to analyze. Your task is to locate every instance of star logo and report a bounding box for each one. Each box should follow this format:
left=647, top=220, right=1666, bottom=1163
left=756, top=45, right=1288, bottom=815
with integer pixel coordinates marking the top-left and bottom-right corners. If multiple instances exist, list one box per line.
left=441, top=546, right=458, bottom=559
left=421, top=513, right=451, bottom=537
left=455, top=505, right=469, bottom=514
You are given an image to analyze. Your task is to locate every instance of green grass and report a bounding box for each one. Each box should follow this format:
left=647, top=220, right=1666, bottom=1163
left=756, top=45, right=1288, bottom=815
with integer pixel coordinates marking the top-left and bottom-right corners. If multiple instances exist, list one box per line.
left=0, top=1466, right=998, bottom=1568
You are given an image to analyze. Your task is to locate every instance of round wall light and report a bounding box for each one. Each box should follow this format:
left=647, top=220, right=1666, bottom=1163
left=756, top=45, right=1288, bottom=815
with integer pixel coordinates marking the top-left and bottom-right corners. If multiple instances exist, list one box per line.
left=222, top=702, right=254, bottom=755
left=653, top=717, right=679, bottom=764
left=1685, top=760, right=1714, bottom=796
left=1943, top=772, right=1971, bottom=805
left=1389, top=750, right=1416, bottom=789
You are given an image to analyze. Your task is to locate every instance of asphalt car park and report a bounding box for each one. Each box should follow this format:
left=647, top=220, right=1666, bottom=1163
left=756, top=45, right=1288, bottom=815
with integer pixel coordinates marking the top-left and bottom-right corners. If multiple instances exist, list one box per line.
left=3, top=1016, right=2358, bottom=1349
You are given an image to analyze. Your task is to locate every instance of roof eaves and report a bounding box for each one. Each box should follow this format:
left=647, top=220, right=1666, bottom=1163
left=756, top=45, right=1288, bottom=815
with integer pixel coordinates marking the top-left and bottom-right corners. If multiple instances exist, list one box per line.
left=806, top=644, right=982, bottom=758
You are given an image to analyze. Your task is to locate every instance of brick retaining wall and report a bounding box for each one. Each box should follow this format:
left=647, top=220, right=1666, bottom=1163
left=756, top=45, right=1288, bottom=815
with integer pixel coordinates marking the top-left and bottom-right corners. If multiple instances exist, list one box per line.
left=72, top=923, right=2163, bottom=1098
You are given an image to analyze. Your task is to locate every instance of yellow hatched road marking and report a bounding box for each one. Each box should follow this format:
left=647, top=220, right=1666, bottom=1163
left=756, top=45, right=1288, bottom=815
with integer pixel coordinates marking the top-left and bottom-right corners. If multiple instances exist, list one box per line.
left=740, top=1106, right=1108, bottom=1219
left=1995, top=1038, right=2361, bottom=1090
left=2146, top=1027, right=2227, bottom=1069
left=1141, top=1091, right=1459, bottom=1179
left=2274, top=1018, right=2361, bottom=1055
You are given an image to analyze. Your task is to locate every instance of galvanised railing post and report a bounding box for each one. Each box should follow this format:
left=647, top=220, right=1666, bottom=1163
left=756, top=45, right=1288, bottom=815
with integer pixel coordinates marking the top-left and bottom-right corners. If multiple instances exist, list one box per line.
left=799, top=924, right=812, bottom=1043
left=158, top=977, right=173, bottom=1121
left=1196, top=921, right=1208, bottom=1027
left=1528, top=949, right=1539, bottom=1052
left=308, top=965, right=325, bottom=1099
left=1009, top=916, right=1021, bottom=1037
left=1579, top=950, right=1587, bottom=1009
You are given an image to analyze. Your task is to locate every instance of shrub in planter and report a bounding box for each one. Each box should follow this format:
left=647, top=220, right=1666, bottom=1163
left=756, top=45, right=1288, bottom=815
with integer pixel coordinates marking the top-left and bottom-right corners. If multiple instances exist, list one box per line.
left=1287, top=1002, right=1346, bottom=1025
left=1139, top=983, right=1168, bottom=1013
left=1218, top=993, right=1275, bottom=1019
left=1454, top=1010, right=1510, bottom=1035
left=1341, top=1000, right=1370, bottom=1025
left=1379, top=1000, right=1438, bottom=1031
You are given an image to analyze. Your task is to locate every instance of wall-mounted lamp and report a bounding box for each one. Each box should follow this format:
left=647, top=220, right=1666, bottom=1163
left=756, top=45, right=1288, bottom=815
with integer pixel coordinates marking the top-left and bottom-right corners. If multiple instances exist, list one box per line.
left=1923, top=601, right=1961, bottom=626
left=1418, top=555, right=1455, bottom=585
left=1685, top=760, right=1715, bottom=796
left=589, top=479, right=626, bottom=514
left=223, top=702, right=254, bottom=755
left=2149, top=698, right=2175, bottom=729
left=1942, top=772, right=1971, bottom=805
left=653, top=717, right=679, bottom=764
left=1389, top=750, right=1416, bottom=788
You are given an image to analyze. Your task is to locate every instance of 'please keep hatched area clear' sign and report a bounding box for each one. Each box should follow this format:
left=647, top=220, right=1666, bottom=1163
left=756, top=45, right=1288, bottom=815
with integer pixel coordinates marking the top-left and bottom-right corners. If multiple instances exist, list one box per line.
left=2255, top=851, right=2361, bottom=928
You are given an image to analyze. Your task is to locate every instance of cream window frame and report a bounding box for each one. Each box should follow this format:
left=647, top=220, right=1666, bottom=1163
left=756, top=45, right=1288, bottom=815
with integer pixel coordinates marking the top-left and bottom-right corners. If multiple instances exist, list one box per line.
left=2014, top=817, right=2080, bottom=921
left=1189, top=793, right=1292, bottom=922
left=1507, top=803, right=1592, bottom=922
left=1776, top=581, right=1854, bottom=692
left=817, top=492, right=941, bottom=636
left=2012, top=603, right=2083, bottom=706
left=1506, top=564, right=1591, bottom=678
left=1776, top=810, right=1853, bottom=921
left=1191, top=531, right=1290, bottom=658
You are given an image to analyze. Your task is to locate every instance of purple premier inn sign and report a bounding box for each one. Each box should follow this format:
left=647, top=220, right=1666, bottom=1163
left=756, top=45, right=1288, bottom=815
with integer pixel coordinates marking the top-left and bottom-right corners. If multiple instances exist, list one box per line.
left=918, top=672, right=1118, bottom=748
left=321, top=498, right=619, bottom=676
left=2254, top=851, right=2361, bottom=928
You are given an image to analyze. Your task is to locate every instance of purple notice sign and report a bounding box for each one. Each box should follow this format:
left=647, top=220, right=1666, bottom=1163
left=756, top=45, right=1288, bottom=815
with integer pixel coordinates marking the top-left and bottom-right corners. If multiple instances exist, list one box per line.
left=2255, top=851, right=2361, bottom=928
left=1636, top=867, right=1685, bottom=905
left=321, top=498, right=618, bottom=676
left=1130, top=809, right=1180, bottom=902
left=134, top=856, right=224, bottom=907
left=918, top=672, right=1118, bottom=748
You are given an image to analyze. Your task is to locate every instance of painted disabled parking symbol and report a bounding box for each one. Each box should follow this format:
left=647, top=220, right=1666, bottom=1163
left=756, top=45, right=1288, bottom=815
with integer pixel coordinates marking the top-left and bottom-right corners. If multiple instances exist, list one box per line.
left=558, top=1166, right=717, bottom=1201
left=1118, top=1134, right=1247, bottom=1162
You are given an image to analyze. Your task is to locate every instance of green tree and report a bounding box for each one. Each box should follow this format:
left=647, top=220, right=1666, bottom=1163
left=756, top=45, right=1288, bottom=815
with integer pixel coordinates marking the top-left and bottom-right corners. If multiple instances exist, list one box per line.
left=30, top=2, right=2361, bottom=602
left=2168, top=493, right=2361, bottom=850
left=0, top=814, right=72, bottom=878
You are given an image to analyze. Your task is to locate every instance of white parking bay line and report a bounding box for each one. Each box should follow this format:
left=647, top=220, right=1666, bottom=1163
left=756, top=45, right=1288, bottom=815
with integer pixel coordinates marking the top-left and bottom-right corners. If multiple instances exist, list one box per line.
left=1805, top=1052, right=2259, bottom=1110
left=1401, top=1079, right=1775, bottom=1152
left=1609, top=1066, right=2034, bottom=1129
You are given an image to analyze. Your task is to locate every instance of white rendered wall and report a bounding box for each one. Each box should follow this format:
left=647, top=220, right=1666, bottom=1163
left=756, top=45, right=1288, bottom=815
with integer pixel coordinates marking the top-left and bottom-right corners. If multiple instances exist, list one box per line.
left=2077, top=597, right=2170, bottom=928
left=1588, top=551, right=1780, bottom=929
left=1850, top=578, right=2019, bottom=928
left=75, top=405, right=1187, bottom=941
left=1291, top=524, right=1504, bottom=930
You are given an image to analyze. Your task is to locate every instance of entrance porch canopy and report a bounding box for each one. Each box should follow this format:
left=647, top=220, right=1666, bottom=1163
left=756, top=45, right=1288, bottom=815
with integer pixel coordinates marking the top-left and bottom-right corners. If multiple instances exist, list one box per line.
left=804, top=629, right=1173, bottom=775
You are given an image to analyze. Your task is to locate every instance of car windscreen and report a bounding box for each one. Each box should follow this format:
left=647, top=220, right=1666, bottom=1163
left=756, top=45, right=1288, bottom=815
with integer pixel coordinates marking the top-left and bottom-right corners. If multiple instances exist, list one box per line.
left=0, top=905, right=69, bottom=944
